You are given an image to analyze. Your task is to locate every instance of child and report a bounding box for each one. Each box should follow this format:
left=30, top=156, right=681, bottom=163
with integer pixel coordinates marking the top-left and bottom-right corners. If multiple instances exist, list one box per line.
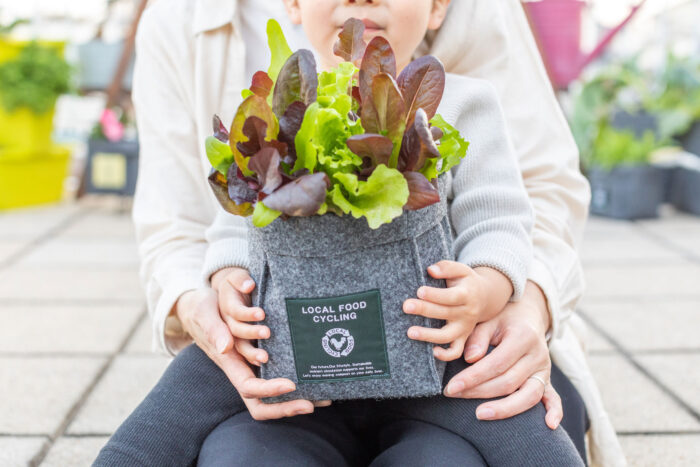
left=95, top=1, right=585, bottom=465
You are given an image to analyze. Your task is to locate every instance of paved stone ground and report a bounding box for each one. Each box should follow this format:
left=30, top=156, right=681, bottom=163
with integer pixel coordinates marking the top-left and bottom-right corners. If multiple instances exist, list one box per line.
left=0, top=198, right=699, bottom=466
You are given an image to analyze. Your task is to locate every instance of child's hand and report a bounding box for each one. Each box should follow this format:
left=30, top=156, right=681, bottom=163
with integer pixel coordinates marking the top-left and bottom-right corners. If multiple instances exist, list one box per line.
left=211, top=267, right=271, bottom=367
left=402, top=260, right=513, bottom=362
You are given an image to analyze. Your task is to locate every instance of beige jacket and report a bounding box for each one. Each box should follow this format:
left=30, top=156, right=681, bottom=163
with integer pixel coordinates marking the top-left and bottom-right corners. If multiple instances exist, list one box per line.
left=130, top=1, right=625, bottom=465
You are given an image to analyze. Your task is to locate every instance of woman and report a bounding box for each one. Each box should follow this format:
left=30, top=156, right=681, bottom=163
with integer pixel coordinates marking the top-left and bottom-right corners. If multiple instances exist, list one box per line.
left=104, top=1, right=624, bottom=466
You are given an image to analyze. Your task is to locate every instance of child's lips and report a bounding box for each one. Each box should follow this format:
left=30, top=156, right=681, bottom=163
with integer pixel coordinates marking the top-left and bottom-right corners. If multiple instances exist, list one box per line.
left=361, top=18, right=382, bottom=30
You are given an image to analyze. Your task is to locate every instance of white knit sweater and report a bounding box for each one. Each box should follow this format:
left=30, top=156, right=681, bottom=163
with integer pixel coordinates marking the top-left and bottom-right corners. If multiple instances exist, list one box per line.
left=200, top=73, right=534, bottom=300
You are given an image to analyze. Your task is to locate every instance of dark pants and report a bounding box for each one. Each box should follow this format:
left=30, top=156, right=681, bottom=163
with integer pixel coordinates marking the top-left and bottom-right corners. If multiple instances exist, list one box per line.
left=94, top=344, right=589, bottom=466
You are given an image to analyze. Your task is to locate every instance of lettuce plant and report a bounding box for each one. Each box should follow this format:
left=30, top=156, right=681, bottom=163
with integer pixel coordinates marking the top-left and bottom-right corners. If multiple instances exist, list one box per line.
left=206, top=18, right=469, bottom=228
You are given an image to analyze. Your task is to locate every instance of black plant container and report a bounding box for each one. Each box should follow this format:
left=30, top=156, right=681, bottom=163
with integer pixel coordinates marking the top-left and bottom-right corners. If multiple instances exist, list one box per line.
left=680, top=122, right=700, bottom=157
left=588, top=165, right=667, bottom=220
left=610, top=110, right=658, bottom=138
left=84, top=139, right=139, bottom=196
left=669, top=166, right=700, bottom=216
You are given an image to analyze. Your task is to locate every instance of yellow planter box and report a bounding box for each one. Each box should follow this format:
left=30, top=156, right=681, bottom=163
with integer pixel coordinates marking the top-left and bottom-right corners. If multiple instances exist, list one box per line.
left=0, top=106, right=55, bottom=151
left=0, top=39, right=65, bottom=152
left=0, top=145, right=71, bottom=210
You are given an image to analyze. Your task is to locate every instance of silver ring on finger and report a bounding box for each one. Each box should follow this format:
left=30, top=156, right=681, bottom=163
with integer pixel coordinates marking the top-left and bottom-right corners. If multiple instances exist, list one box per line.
left=528, top=375, right=547, bottom=389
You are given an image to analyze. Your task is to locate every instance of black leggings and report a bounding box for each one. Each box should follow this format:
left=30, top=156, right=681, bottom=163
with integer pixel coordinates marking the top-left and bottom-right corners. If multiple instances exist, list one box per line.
left=93, top=344, right=589, bottom=466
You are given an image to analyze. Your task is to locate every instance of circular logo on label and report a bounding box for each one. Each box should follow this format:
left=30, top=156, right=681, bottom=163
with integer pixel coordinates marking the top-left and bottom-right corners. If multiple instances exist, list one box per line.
left=321, top=328, right=354, bottom=358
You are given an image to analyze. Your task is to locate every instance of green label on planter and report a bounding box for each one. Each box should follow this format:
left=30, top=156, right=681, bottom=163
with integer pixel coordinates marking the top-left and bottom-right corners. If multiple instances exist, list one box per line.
left=285, top=289, right=390, bottom=383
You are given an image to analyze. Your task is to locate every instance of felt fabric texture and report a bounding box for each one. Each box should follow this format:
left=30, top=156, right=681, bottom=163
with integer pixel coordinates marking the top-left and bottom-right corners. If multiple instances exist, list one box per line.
left=248, top=175, right=454, bottom=402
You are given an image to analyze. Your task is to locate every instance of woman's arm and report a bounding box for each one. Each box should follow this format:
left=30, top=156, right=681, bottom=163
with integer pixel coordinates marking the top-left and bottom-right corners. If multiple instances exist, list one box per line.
left=131, top=7, right=217, bottom=356
left=424, top=0, right=590, bottom=343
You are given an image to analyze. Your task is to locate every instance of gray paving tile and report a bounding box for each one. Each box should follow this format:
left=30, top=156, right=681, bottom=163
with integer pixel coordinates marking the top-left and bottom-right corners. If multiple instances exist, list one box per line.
left=0, top=267, right=143, bottom=301
left=581, top=301, right=700, bottom=352
left=124, top=317, right=153, bottom=354
left=639, top=354, right=700, bottom=415
left=42, top=436, right=109, bottom=467
left=57, top=212, right=136, bottom=240
left=17, top=239, right=140, bottom=268
left=0, top=203, right=83, bottom=240
left=582, top=263, right=700, bottom=300
left=68, top=355, right=171, bottom=435
left=587, top=355, right=700, bottom=432
left=619, top=434, right=700, bottom=467
left=0, top=240, right=28, bottom=263
left=584, top=325, right=615, bottom=353
left=637, top=212, right=700, bottom=238
left=0, top=304, right=143, bottom=354
left=584, top=217, right=638, bottom=239
left=0, top=357, right=105, bottom=434
left=0, top=437, right=47, bottom=467
left=666, top=234, right=700, bottom=258
left=581, top=234, right=684, bottom=265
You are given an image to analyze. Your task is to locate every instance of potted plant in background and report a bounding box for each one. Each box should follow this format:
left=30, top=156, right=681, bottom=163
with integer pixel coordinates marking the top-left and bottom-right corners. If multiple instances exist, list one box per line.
left=83, top=106, right=139, bottom=196
left=585, top=124, right=666, bottom=219
left=0, top=20, right=73, bottom=210
left=646, top=54, right=700, bottom=154
left=642, top=54, right=700, bottom=216
left=0, top=41, right=70, bottom=150
left=570, top=61, right=669, bottom=219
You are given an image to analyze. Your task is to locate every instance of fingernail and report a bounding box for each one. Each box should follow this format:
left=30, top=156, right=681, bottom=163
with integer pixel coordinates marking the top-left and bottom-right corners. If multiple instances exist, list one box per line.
left=216, top=337, right=228, bottom=353
left=294, top=408, right=312, bottom=416
left=465, top=345, right=480, bottom=360
left=254, top=309, right=264, bottom=320
left=408, top=328, right=420, bottom=339
left=258, top=328, right=268, bottom=338
left=476, top=407, right=495, bottom=420
left=429, top=265, right=440, bottom=275
left=256, top=353, right=266, bottom=363
left=417, top=287, right=426, bottom=299
left=446, top=380, right=465, bottom=395
left=404, top=302, right=415, bottom=313
left=243, top=279, right=255, bottom=290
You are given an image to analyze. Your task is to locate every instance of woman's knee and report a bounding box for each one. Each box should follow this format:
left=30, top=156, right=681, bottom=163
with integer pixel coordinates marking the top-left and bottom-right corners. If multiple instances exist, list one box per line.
left=198, top=412, right=355, bottom=467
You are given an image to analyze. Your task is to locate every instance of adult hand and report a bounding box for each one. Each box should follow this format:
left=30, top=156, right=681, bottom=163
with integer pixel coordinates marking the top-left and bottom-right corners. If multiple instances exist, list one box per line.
left=442, top=281, right=563, bottom=430
left=174, top=277, right=329, bottom=420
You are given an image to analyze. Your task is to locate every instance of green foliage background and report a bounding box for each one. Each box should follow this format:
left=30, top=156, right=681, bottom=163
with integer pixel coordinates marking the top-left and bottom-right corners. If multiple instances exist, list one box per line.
left=0, top=42, right=72, bottom=114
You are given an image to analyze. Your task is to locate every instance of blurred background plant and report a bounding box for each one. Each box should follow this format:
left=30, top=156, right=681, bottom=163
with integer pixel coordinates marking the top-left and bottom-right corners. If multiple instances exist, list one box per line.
left=0, top=42, right=72, bottom=114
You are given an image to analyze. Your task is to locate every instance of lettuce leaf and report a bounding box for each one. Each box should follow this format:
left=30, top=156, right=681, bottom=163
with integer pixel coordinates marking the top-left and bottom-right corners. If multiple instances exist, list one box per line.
left=272, top=49, right=318, bottom=117
left=427, top=114, right=469, bottom=178
left=266, top=19, right=293, bottom=84
left=205, top=136, right=234, bottom=176
left=329, top=164, right=408, bottom=229
left=332, top=18, right=366, bottom=63
left=230, top=95, right=279, bottom=177
left=252, top=201, right=282, bottom=228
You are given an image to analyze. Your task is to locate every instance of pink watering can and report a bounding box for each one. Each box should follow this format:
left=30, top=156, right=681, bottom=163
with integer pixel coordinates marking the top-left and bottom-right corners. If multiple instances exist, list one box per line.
left=523, top=0, right=646, bottom=89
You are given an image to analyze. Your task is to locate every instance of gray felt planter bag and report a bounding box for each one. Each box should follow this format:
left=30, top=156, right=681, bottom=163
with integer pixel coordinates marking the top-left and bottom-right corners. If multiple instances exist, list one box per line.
left=248, top=174, right=454, bottom=402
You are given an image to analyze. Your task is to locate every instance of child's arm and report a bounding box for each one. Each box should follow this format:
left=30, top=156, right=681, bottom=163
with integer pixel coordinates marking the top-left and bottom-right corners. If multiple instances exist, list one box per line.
left=405, top=75, right=534, bottom=361
left=200, top=209, right=271, bottom=365
left=201, top=207, right=251, bottom=287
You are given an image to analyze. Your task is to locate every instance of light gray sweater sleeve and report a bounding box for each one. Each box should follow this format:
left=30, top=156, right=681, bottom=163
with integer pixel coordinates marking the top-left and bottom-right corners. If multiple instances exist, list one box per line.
left=200, top=208, right=250, bottom=288
left=201, top=74, right=533, bottom=298
left=441, top=74, right=534, bottom=300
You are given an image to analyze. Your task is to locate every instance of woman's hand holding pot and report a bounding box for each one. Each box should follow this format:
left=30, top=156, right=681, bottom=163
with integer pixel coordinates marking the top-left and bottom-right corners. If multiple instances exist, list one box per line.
left=442, top=281, right=563, bottom=429
left=174, top=268, right=329, bottom=420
